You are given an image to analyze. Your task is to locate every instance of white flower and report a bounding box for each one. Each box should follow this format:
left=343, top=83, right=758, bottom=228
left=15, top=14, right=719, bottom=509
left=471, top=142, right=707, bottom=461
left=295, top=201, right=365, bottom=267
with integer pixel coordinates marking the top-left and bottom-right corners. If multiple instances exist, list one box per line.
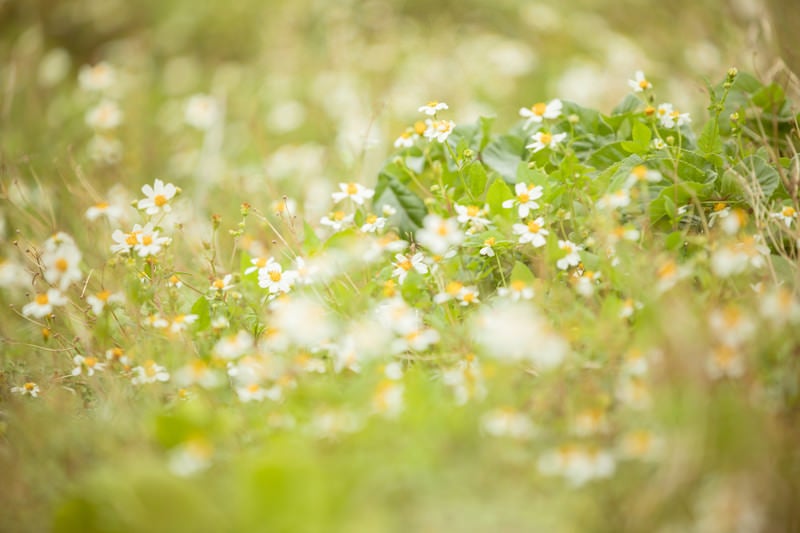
left=502, top=182, right=543, bottom=218
left=11, top=382, right=40, bottom=397
left=537, top=445, right=616, bottom=487
left=133, top=223, right=171, bottom=257
left=434, top=281, right=465, bottom=304
left=22, top=289, right=68, bottom=318
left=481, top=408, right=536, bottom=439
left=320, top=210, right=354, bottom=231
left=210, top=274, right=234, bottom=292
left=497, top=280, right=534, bottom=301
left=71, top=354, right=106, bottom=377
left=87, top=135, right=123, bottom=165
left=85, top=100, right=123, bottom=130
left=184, top=94, right=220, bottom=130
left=145, top=313, right=170, bottom=329
left=85, top=200, right=124, bottom=222
left=596, top=189, right=631, bottom=210
left=657, top=103, right=691, bottom=129
left=709, top=306, right=755, bottom=347
left=214, top=330, right=254, bottom=360
left=167, top=439, right=213, bottom=477
left=519, top=99, right=562, bottom=124
left=236, top=382, right=282, bottom=402
left=760, top=286, right=800, bottom=325
left=706, top=345, right=746, bottom=380
left=86, top=290, right=124, bottom=315
left=619, top=298, right=643, bottom=319
left=257, top=258, right=298, bottom=294
left=625, top=165, right=662, bottom=188
left=372, top=380, right=404, bottom=418
left=618, top=429, right=664, bottom=462
left=627, top=70, right=652, bottom=92
left=78, top=62, right=116, bottom=92
left=571, top=408, right=609, bottom=437
left=415, top=214, right=464, bottom=254
left=137, top=179, right=178, bottom=215
left=41, top=233, right=83, bottom=290
left=472, top=301, right=567, bottom=368
left=771, top=205, right=797, bottom=228
left=131, top=360, right=170, bottom=385
left=331, top=182, right=375, bottom=205
left=513, top=217, right=548, bottom=247
left=392, top=252, right=429, bottom=284
left=573, top=270, right=600, bottom=297
left=110, top=224, right=143, bottom=255
left=454, top=204, right=490, bottom=227
left=423, top=119, right=455, bottom=142
left=360, top=214, right=386, bottom=233
left=418, top=101, right=449, bottom=115
left=527, top=131, right=567, bottom=153
left=169, top=314, right=199, bottom=333
left=391, top=327, right=440, bottom=353
left=556, top=240, right=582, bottom=270
left=479, top=237, right=496, bottom=257
left=393, top=129, right=418, bottom=148
left=456, top=285, right=480, bottom=306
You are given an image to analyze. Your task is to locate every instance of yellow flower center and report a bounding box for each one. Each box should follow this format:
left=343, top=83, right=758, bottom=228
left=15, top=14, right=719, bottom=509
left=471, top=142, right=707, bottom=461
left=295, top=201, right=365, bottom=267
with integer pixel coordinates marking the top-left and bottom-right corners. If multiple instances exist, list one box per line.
left=332, top=211, right=345, bottom=221
left=657, top=260, right=676, bottom=278
left=366, top=214, right=378, bottom=224
left=36, top=293, right=49, bottom=305
left=539, top=132, right=552, bottom=145
left=722, top=307, right=741, bottom=327
left=126, top=233, right=139, bottom=246
left=269, top=271, right=282, bottom=282
left=174, top=314, right=186, bottom=323
left=510, top=280, right=526, bottom=291
left=399, top=260, right=413, bottom=271
left=169, top=275, right=180, bottom=284
left=383, top=279, right=396, bottom=297
left=713, top=345, right=736, bottom=367
left=255, top=258, right=267, bottom=268
left=638, top=79, right=650, bottom=89
left=24, top=382, right=36, bottom=391
left=644, top=106, right=655, bottom=116
left=247, top=383, right=260, bottom=393
left=110, top=347, right=124, bottom=360
left=631, top=165, right=648, bottom=180
left=713, top=202, right=727, bottom=212
left=346, top=183, right=359, bottom=195
left=527, top=220, right=541, bottom=233
left=97, top=290, right=111, bottom=301
left=532, top=102, right=548, bottom=116
left=437, top=223, right=449, bottom=236
left=213, top=279, right=225, bottom=289
left=427, top=100, right=439, bottom=107
left=466, top=205, right=480, bottom=217
left=144, top=361, right=157, bottom=377
left=142, top=235, right=153, bottom=246
left=484, top=237, right=495, bottom=246
left=414, top=121, right=427, bottom=135
left=782, top=206, right=796, bottom=217
left=55, top=258, right=69, bottom=272
left=154, top=194, right=168, bottom=207
left=462, top=292, right=475, bottom=303
left=518, top=192, right=530, bottom=203
left=95, top=202, right=109, bottom=209
left=446, top=281, right=464, bottom=295
left=85, top=356, right=98, bottom=368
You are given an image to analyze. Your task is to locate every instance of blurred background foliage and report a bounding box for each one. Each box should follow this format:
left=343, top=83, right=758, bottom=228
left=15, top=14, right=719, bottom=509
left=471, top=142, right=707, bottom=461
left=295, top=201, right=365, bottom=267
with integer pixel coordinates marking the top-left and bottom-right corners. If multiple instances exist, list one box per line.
left=2, top=1, right=800, bottom=531
left=0, top=0, right=786, bottom=228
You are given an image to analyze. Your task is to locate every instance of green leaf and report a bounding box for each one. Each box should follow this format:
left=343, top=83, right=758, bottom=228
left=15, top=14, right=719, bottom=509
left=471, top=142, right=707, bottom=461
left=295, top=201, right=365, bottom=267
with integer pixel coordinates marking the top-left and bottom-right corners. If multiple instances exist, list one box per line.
left=698, top=119, right=723, bottom=165
left=190, top=296, right=211, bottom=332
left=736, top=155, right=781, bottom=199
left=303, top=221, right=321, bottom=254
left=612, top=93, right=641, bottom=115
left=587, top=142, right=631, bottom=169
left=465, top=162, right=488, bottom=198
left=602, top=154, right=645, bottom=192
left=486, top=178, right=514, bottom=215
left=665, top=231, right=684, bottom=250
left=478, top=116, right=496, bottom=151
left=481, top=134, right=526, bottom=183
left=509, top=260, right=535, bottom=285
left=373, top=164, right=427, bottom=236
left=649, top=182, right=707, bottom=225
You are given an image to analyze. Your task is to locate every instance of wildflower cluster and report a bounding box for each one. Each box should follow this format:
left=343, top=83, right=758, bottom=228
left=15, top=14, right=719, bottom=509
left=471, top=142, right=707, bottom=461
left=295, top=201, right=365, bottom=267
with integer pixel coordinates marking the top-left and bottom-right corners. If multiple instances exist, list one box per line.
left=3, top=67, right=800, bottom=532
